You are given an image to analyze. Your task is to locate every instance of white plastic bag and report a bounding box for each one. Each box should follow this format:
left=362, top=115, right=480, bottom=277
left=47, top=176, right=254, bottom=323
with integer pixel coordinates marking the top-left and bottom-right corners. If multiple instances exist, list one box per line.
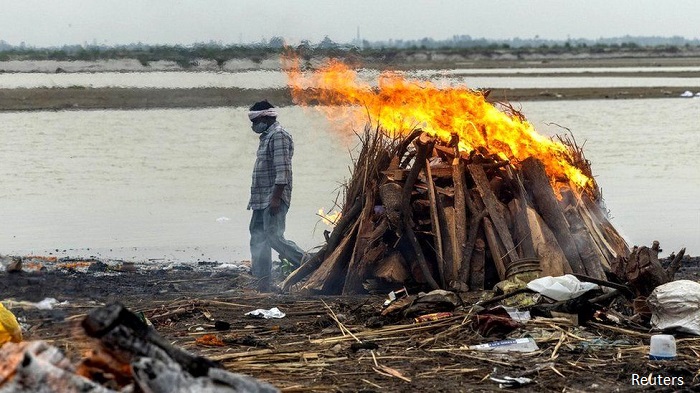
left=526, top=274, right=598, bottom=301
left=244, top=307, right=286, bottom=319
left=648, top=280, right=700, bottom=335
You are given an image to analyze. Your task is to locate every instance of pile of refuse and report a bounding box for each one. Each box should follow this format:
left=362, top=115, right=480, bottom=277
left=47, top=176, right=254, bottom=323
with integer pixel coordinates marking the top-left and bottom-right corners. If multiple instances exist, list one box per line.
left=0, top=303, right=279, bottom=393
left=1, top=249, right=699, bottom=391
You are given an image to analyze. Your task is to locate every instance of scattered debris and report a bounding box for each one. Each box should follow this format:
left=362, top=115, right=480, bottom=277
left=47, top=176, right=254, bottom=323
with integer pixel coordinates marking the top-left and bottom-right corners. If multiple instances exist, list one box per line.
left=648, top=280, right=700, bottom=335
left=469, top=337, right=539, bottom=353
left=649, top=334, right=677, bottom=360
left=0, top=303, right=279, bottom=393
left=414, top=312, right=454, bottom=323
left=490, top=375, right=535, bottom=389
left=245, top=307, right=286, bottom=319
left=526, top=274, right=599, bottom=301
left=1, top=258, right=700, bottom=391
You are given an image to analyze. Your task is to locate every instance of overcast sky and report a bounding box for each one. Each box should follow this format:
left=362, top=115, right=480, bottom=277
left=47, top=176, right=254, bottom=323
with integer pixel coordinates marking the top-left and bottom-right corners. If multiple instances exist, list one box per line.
left=1, top=0, right=698, bottom=47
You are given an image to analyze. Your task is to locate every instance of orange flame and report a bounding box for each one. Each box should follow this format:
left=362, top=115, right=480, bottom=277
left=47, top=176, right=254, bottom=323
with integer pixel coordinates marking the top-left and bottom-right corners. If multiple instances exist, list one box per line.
left=286, top=59, right=592, bottom=190
left=318, top=208, right=342, bottom=226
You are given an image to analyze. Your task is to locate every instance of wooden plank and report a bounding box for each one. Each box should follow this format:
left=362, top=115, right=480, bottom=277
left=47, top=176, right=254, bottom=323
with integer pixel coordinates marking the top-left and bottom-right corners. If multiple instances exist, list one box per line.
left=468, top=164, right=517, bottom=267
left=400, top=134, right=439, bottom=290
left=521, top=157, right=586, bottom=274
left=483, top=217, right=507, bottom=280
left=342, top=198, right=389, bottom=294
left=525, top=206, right=571, bottom=277
left=427, top=165, right=453, bottom=179
left=580, top=192, right=631, bottom=259
left=342, top=190, right=378, bottom=293
left=507, top=167, right=536, bottom=259
left=281, top=197, right=363, bottom=291
left=460, top=190, right=487, bottom=285
left=575, top=200, right=616, bottom=268
left=303, top=221, right=359, bottom=293
left=469, top=237, right=486, bottom=290
left=441, top=205, right=458, bottom=284
left=374, top=251, right=410, bottom=282
left=624, top=242, right=670, bottom=296
left=508, top=198, right=535, bottom=259
left=560, top=187, right=608, bottom=280
left=452, top=160, right=468, bottom=283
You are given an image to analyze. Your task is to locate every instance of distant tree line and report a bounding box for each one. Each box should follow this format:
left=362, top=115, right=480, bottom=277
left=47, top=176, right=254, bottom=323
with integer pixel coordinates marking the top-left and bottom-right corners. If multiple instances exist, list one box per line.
left=0, top=35, right=698, bottom=66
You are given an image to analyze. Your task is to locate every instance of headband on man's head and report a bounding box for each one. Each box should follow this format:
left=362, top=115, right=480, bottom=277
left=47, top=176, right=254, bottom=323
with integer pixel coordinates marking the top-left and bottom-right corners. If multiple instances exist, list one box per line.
left=248, top=108, right=278, bottom=120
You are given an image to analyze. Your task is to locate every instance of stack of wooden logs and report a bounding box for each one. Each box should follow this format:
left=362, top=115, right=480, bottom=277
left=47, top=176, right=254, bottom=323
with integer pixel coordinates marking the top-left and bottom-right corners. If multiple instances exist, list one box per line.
left=282, top=128, right=631, bottom=295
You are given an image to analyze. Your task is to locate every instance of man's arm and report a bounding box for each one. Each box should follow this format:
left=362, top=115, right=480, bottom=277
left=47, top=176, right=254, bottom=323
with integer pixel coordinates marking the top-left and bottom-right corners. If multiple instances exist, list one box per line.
left=269, top=131, right=292, bottom=215
left=269, top=184, right=285, bottom=215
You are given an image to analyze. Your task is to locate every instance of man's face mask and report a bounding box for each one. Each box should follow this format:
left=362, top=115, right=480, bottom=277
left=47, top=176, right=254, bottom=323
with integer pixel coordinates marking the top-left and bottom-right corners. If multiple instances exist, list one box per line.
left=251, top=121, right=269, bottom=134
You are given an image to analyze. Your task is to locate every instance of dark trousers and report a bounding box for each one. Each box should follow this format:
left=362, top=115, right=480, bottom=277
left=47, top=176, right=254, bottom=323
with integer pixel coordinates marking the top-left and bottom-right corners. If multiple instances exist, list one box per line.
left=249, top=204, right=304, bottom=283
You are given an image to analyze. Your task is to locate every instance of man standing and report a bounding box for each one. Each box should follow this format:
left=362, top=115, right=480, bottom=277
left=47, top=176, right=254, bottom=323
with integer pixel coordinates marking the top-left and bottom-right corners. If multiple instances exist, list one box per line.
left=247, top=100, right=305, bottom=291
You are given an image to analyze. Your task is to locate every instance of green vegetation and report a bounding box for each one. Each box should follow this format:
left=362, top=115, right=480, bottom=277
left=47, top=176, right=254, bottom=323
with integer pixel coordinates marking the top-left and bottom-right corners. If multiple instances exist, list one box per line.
left=0, top=37, right=698, bottom=66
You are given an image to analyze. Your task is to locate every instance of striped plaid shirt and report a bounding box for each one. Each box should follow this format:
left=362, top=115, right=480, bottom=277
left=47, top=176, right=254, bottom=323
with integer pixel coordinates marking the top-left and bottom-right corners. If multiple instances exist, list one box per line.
left=247, top=121, right=294, bottom=210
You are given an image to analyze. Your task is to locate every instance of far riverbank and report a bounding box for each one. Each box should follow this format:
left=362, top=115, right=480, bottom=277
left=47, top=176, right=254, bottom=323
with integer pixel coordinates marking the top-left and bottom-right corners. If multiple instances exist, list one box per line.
left=2, top=54, right=700, bottom=111
left=0, top=85, right=694, bottom=112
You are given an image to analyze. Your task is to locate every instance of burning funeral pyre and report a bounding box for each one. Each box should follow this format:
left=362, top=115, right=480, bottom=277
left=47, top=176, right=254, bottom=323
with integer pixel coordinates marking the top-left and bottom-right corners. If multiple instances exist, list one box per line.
left=281, top=60, right=633, bottom=295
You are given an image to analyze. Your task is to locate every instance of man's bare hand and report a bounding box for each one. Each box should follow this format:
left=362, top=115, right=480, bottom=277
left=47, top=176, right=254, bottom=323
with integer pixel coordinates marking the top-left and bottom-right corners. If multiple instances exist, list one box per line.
left=269, top=197, right=281, bottom=216
left=269, top=184, right=285, bottom=216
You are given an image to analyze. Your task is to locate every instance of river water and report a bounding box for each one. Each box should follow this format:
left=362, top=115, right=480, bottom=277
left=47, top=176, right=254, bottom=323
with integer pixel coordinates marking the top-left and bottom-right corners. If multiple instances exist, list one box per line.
left=3, top=69, right=700, bottom=90
left=0, top=74, right=698, bottom=262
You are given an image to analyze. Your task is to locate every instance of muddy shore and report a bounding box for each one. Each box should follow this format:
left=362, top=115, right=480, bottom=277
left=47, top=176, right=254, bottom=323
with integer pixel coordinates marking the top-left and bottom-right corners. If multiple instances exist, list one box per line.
left=1, top=256, right=699, bottom=392
left=0, top=85, right=693, bottom=112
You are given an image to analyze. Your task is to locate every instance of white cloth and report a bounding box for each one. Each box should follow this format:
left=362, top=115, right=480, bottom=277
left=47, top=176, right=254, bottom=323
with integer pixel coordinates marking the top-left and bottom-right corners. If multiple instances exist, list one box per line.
left=248, top=109, right=278, bottom=120
left=526, top=274, right=599, bottom=301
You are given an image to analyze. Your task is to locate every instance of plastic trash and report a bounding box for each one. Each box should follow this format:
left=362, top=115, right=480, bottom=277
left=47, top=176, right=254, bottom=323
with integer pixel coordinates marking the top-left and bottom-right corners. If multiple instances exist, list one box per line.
left=469, top=337, right=538, bottom=353
left=490, top=375, right=534, bottom=388
left=35, top=298, right=68, bottom=310
left=0, top=303, right=22, bottom=344
left=244, top=307, right=286, bottom=319
left=648, top=280, right=700, bottom=335
left=414, top=312, right=453, bottom=323
left=383, top=287, right=408, bottom=307
left=501, top=306, right=531, bottom=323
left=680, top=90, right=694, bottom=97
left=579, top=338, right=633, bottom=352
left=526, top=274, right=598, bottom=301
left=474, top=312, right=522, bottom=337
left=649, top=334, right=676, bottom=360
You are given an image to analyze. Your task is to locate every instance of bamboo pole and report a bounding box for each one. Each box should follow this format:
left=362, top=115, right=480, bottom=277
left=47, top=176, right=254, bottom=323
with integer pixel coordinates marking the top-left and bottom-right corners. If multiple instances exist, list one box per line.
left=424, top=159, right=446, bottom=288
